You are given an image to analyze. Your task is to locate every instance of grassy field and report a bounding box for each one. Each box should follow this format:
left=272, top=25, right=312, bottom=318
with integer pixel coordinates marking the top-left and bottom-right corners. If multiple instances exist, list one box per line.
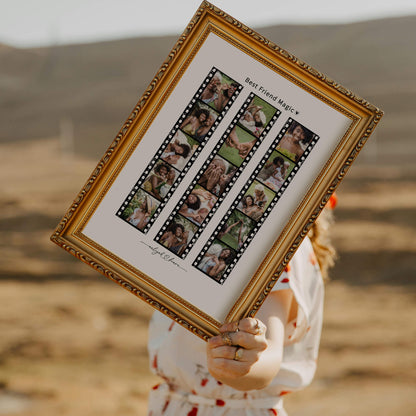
left=1, top=15, right=416, bottom=415
left=0, top=137, right=415, bottom=415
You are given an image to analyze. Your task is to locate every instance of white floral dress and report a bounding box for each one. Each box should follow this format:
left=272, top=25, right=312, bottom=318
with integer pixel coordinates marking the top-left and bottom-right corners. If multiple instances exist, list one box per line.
left=147, top=237, right=324, bottom=416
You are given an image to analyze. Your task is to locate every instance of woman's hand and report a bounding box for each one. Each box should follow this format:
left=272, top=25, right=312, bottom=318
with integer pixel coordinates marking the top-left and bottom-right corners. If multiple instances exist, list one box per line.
left=207, top=318, right=268, bottom=384
left=206, top=289, right=294, bottom=391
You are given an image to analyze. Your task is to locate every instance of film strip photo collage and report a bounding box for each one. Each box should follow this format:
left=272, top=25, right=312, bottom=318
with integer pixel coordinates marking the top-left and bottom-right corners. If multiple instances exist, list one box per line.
left=193, top=118, right=320, bottom=284
left=155, top=93, right=281, bottom=257
left=116, top=67, right=243, bottom=232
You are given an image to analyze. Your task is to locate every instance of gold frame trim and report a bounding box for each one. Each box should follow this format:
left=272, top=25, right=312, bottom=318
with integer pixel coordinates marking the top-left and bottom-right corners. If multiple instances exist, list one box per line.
left=51, top=1, right=383, bottom=340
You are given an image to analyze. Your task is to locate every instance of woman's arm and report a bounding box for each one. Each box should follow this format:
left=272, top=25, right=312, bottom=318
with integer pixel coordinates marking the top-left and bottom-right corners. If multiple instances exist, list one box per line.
left=207, top=289, right=293, bottom=391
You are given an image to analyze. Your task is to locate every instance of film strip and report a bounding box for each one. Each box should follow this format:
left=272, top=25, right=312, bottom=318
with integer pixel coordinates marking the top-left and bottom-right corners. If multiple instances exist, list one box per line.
left=116, top=67, right=243, bottom=233
left=193, top=118, right=320, bottom=284
left=154, top=93, right=281, bottom=258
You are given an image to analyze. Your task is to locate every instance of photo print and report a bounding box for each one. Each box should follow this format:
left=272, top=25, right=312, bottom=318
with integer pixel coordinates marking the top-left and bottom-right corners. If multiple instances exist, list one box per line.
left=196, top=239, right=237, bottom=283
left=218, top=125, right=259, bottom=168
left=256, top=151, right=295, bottom=193
left=237, top=95, right=277, bottom=138
left=158, top=214, right=199, bottom=257
left=197, top=155, right=238, bottom=198
left=52, top=2, right=383, bottom=340
left=179, top=101, right=218, bottom=143
left=177, top=185, right=218, bottom=226
left=120, top=189, right=160, bottom=231
left=154, top=93, right=280, bottom=258
left=161, top=130, right=200, bottom=171
left=116, top=67, right=242, bottom=234
left=276, top=120, right=314, bottom=162
left=217, top=210, right=256, bottom=251
left=142, top=160, right=180, bottom=201
left=193, top=118, right=320, bottom=284
left=236, top=181, right=275, bottom=222
left=200, top=70, right=240, bottom=112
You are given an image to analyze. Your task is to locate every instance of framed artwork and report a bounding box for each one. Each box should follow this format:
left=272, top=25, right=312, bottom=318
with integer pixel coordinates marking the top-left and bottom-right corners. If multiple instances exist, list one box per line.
left=51, top=1, right=383, bottom=340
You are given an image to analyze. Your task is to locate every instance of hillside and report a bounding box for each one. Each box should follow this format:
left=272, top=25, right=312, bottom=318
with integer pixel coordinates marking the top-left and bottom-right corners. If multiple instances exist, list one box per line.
left=0, top=16, right=415, bottom=416
left=1, top=15, right=415, bottom=161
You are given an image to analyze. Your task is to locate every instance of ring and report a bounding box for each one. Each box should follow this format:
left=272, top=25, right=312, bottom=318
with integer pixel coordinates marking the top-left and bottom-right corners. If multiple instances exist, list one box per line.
left=222, top=332, right=233, bottom=346
left=254, top=319, right=265, bottom=335
left=234, top=347, right=244, bottom=361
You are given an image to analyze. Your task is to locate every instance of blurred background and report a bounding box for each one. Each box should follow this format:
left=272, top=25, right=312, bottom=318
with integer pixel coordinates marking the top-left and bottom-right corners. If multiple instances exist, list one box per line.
left=1, top=0, right=415, bottom=415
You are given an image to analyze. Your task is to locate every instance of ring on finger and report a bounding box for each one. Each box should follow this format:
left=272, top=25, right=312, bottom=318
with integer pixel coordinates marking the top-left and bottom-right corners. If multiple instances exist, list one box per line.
left=234, top=347, right=244, bottom=361
left=222, top=332, right=233, bottom=346
left=254, top=319, right=265, bottom=335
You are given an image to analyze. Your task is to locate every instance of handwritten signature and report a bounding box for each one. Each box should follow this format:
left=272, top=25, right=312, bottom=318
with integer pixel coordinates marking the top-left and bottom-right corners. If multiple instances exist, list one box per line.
left=140, top=241, right=187, bottom=272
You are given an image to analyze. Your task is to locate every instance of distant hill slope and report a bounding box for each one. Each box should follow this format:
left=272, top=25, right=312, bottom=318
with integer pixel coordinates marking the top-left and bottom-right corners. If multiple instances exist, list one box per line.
left=1, top=15, right=415, bottom=161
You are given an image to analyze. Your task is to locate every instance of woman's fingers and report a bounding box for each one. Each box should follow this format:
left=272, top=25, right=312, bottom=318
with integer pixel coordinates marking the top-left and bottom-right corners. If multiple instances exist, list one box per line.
left=209, top=329, right=267, bottom=351
left=220, top=318, right=267, bottom=336
left=208, top=345, right=259, bottom=363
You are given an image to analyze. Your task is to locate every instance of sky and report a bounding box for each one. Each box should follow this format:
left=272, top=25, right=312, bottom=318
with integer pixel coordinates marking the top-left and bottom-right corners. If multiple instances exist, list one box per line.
left=1, top=0, right=416, bottom=48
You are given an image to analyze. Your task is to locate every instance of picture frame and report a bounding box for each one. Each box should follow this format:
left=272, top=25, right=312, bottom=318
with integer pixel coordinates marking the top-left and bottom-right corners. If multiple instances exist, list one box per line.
left=51, top=1, right=383, bottom=340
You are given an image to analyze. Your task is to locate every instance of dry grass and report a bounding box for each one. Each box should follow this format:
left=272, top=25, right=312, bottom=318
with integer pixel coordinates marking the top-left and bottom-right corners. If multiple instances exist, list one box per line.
left=0, top=138, right=415, bottom=415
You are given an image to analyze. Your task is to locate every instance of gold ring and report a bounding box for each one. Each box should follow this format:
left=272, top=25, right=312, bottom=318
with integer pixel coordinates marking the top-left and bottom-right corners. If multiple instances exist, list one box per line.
left=254, top=319, right=265, bottom=335
left=222, top=332, right=233, bottom=346
left=234, top=347, right=244, bottom=361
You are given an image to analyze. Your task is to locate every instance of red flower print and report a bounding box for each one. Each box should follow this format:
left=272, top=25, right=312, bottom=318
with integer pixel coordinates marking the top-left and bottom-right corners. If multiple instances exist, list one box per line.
left=279, top=391, right=291, bottom=396
left=188, top=407, right=198, bottom=416
left=152, top=354, right=158, bottom=370
left=269, top=409, right=278, bottom=415
left=201, top=378, right=208, bottom=387
left=168, top=321, right=175, bottom=331
left=281, top=277, right=290, bottom=283
left=152, top=384, right=160, bottom=390
left=293, top=321, right=297, bottom=328
left=162, top=399, right=170, bottom=413
left=216, top=399, right=226, bottom=406
left=217, top=380, right=223, bottom=386
left=284, top=264, right=291, bottom=272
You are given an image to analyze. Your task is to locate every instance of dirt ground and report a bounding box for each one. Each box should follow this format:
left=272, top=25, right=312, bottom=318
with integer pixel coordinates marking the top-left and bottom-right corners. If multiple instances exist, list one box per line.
left=0, top=138, right=415, bottom=415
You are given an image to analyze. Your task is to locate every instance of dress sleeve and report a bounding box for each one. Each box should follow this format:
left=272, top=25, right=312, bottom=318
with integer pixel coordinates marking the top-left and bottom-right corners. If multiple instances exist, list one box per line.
left=271, top=237, right=324, bottom=344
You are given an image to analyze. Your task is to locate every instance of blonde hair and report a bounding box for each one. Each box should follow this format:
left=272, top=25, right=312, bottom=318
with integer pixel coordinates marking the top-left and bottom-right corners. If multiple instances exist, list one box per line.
left=308, top=208, right=337, bottom=280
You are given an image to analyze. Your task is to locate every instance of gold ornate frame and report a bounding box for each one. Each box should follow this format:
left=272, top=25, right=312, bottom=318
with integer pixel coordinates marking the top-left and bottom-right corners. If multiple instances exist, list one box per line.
left=51, top=1, right=383, bottom=340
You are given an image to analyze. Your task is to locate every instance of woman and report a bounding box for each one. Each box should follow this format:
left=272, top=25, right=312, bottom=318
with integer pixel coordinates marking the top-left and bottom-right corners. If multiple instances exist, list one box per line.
left=198, top=157, right=234, bottom=196
left=161, top=138, right=191, bottom=168
left=159, top=223, right=189, bottom=255
left=181, top=108, right=210, bottom=138
left=253, top=184, right=268, bottom=210
left=277, top=123, right=311, bottom=162
left=240, top=194, right=263, bottom=221
left=159, top=168, right=177, bottom=199
left=240, top=104, right=266, bottom=137
left=201, top=72, right=222, bottom=106
left=147, top=204, right=337, bottom=415
left=199, top=247, right=234, bottom=280
left=126, top=196, right=154, bottom=230
left=258, top=156, right=285, bottom=182
left=195, top=114, right=216, bottom=142
left=142, top=163, right=170, bottom=200
left=226, top=127, right=256, bottom=159
left=178, top=193, right=202, bottom=224
left=215, top=82, right=239, bottom=111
